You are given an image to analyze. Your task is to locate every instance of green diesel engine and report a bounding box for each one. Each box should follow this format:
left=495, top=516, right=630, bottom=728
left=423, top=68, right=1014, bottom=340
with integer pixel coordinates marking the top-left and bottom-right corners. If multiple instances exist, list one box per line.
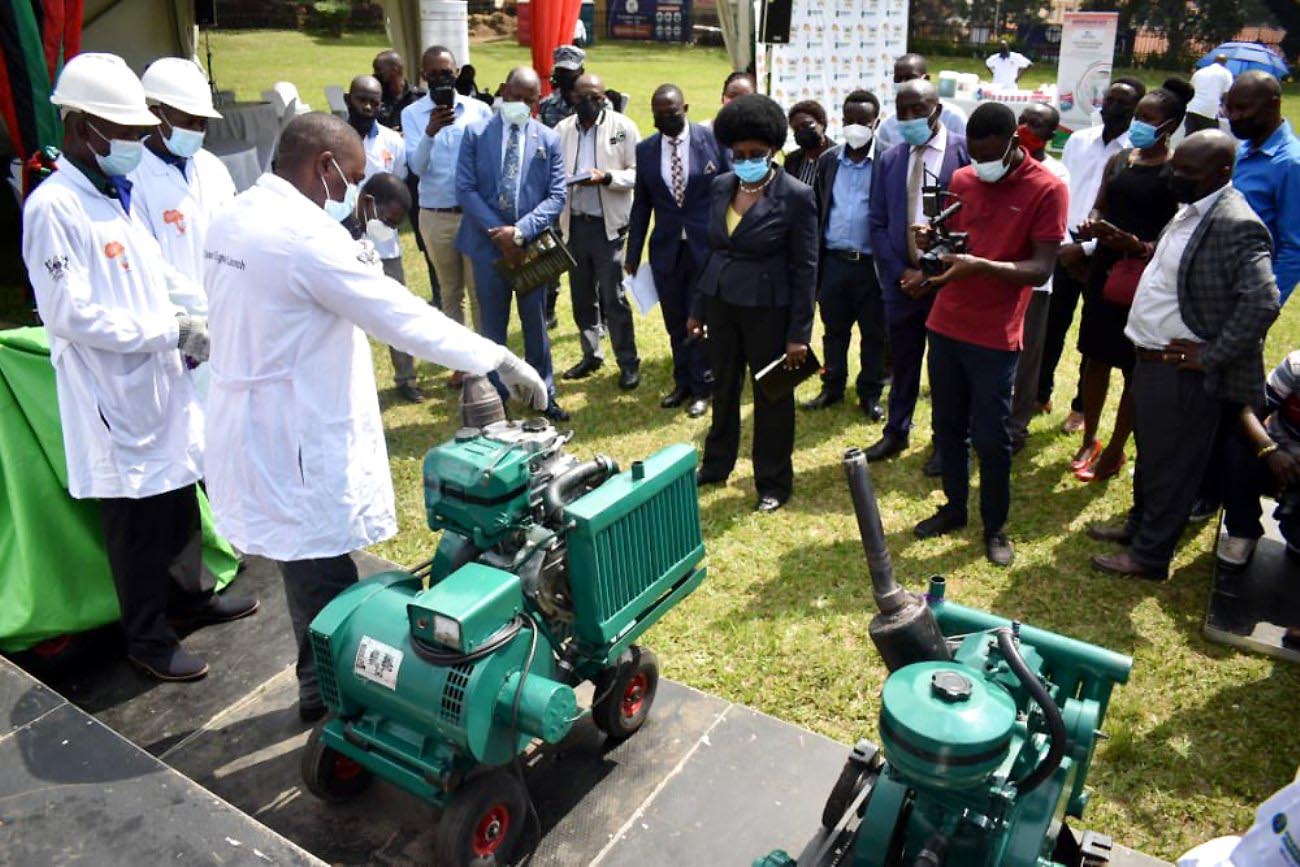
left=757, top=450, right=1132, bottom=867
left=301, top=379, right=706, bottom=864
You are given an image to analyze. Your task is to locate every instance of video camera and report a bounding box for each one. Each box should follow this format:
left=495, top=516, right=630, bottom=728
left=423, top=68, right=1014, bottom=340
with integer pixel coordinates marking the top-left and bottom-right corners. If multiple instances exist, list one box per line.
left=918, top=201, right=969, bottom=277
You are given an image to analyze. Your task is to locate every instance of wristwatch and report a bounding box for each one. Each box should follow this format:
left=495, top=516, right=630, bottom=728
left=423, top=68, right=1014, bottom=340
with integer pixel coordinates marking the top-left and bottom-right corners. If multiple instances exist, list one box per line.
left=512, top=227, right=524, bottom=247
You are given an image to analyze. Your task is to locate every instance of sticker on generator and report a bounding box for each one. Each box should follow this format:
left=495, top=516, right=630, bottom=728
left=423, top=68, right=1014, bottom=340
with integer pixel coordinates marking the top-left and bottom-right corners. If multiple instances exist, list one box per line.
left=354, top=636, right=403, bottom=690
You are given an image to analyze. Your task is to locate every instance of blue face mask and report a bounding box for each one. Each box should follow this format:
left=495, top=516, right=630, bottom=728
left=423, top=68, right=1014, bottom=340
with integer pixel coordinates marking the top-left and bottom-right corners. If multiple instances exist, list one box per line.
left=162, top=118, right=206, bottom=159
left=898, top=114, right=935, bottom=147
left=734, top=155, right=771, bottom=184
left=1127, top=119, right=1166, bottom=149
left=321, top=157, right=359, bottom=222
left=87, top=121, right=144, bottom=177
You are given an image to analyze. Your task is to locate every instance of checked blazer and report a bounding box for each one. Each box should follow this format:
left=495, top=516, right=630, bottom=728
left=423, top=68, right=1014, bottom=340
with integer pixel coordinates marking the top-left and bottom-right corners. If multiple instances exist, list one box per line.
left=1173, top=185, right=1280, bottom=407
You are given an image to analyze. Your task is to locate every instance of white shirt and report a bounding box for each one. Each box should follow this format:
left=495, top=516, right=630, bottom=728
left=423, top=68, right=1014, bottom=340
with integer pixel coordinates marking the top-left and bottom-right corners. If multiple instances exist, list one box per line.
left=570, top=124, right=602, bottom=216
left=359, top=121, right=408, bottom=260
left=21, top=157, right=205, bottom=499
left=130, top=148, right=236, bottom=286
left=1060, top=123, right=1131, bottom=232
left=907, top=123, right=948, bottom=223
left=986, top=52, right=1032, bottom=89
left=660, top=132, right=690, bottom=197
left=1124, top=186, right=1228, bottom=349
left=1035, top=153, right=1071, bottom=294
left=1188, top=63, right=1234, bottom=119
left=202, top=173, right=509, bottom=561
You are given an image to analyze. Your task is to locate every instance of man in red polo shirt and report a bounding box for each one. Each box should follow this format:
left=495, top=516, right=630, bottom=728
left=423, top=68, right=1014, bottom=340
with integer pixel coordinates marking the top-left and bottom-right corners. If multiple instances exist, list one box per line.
left=909, top=101, right=1067, bottom=566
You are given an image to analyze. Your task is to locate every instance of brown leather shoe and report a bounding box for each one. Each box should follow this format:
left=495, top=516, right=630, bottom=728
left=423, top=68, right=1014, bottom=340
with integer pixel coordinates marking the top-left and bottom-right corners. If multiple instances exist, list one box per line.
left=1086, top=524, right=1133, bottom=545
left=1090, top=551, right=1167, bottom=581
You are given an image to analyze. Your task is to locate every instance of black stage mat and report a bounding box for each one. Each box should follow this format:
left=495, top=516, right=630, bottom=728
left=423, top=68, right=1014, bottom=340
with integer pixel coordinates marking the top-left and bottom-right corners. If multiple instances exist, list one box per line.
left=1206, top=505, right=1300, bottom=662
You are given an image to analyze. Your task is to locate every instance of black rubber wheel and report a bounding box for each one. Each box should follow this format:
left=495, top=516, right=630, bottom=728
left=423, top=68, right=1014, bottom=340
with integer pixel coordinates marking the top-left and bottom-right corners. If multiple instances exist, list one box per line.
left=591, top=646, right=659, bottom=740
left=821, top=755, right=877, bottom=829
left=301, top=722, right=373, bottom=803
left=433, top=769, right=528, bottom=866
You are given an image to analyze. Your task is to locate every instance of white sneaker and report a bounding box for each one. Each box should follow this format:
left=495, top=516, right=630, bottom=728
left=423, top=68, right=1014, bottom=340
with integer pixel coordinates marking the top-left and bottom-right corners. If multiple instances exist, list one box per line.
left=1216, top=535, right=1258, bottom=570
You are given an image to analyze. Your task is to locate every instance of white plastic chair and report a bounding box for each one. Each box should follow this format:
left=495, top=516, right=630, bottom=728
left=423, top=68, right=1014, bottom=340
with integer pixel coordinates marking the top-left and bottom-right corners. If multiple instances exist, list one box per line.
left=324, top=86, right=347, bottom=118
left=263, top=81, right=311, bottom=116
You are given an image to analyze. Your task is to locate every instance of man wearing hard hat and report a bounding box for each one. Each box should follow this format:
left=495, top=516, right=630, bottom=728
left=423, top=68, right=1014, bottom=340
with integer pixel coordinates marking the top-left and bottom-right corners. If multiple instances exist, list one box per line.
left=203, top=112, right=548, bottom=722
left=21, top=53, right=257, bottom=683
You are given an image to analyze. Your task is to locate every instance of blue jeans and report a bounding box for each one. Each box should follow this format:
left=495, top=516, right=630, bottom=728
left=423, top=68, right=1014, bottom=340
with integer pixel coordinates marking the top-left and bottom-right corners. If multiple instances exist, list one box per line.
left=471, top=256, right=555, bottom=402
left=927, top=330, right=1018, bottom=537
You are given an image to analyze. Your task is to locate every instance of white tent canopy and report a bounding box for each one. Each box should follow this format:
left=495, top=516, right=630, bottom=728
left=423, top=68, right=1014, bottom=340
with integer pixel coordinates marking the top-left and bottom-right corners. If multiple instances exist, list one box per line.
left=81, top=0, right=197, bottom=72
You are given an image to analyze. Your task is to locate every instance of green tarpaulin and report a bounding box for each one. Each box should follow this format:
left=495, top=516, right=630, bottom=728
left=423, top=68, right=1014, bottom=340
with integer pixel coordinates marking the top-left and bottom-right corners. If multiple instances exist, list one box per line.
left=0, top=326, right=238, bottom=652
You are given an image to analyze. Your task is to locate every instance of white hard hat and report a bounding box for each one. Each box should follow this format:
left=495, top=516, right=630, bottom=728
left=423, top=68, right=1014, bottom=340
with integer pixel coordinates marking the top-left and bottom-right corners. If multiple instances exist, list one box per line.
left=50, top=53, right=158, bottom=127
left=142, top=57, right=222, bottom=119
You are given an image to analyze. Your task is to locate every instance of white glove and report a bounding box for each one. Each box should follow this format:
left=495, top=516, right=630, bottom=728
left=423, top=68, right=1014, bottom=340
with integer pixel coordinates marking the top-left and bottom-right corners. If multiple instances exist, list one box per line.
left=494, top=353, right=548, bottom=411
left=176, top=314, right=210, bottom=364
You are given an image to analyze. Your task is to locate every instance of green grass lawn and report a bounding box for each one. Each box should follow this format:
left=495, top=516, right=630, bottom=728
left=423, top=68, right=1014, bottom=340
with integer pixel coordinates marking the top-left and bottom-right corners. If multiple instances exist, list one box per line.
left=208, top=31, right=1300, bottom=859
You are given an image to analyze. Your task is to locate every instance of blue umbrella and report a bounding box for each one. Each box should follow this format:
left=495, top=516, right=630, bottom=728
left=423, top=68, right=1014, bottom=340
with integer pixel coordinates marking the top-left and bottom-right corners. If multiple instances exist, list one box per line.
left=1196, top=42, right=1291, bottom=78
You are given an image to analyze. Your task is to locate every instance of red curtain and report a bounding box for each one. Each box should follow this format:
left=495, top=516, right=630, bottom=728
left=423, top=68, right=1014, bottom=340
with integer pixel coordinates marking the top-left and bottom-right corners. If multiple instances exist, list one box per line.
left=530, top=0, right=582, bottom=96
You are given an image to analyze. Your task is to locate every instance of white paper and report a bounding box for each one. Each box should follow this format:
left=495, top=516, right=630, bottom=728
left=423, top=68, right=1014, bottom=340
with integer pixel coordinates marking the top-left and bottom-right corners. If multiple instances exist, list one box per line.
left=626, top=263, right=659, bottom=315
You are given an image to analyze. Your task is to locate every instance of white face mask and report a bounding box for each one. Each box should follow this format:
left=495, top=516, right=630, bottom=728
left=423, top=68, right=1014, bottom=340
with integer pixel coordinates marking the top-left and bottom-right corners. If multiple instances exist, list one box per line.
left=500, top=100, right=530, bottom=126
left=87, top=120, right=144, bottom=176
left=321, top=156, right=359, bottom=222
left=366, top=218, right=397, bottom=244
left=162, top=116, right=206, bottom=158
left=842, top=123, right=874, bottom=151
left=972, top=136, right=1016, bottom=183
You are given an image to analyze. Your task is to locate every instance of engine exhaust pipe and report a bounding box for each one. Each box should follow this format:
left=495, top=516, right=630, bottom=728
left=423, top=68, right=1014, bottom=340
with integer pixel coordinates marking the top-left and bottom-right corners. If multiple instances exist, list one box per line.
left=842, top=449, right=950, bottom=671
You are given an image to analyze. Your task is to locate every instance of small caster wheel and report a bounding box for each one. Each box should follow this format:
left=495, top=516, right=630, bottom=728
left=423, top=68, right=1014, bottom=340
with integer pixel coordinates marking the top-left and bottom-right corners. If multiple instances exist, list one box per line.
left=592, top=646, right=659, bottom=740
left=433, top=768, right=529, bottom=865
left=301, top=722, right=372, bottom=803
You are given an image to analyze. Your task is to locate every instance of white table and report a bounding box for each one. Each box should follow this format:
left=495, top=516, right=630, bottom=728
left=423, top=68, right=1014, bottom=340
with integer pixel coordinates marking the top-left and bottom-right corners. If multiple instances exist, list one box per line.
left=208, top=101, right=282, bottom=170
left=209, top=141, right=261, bottom=192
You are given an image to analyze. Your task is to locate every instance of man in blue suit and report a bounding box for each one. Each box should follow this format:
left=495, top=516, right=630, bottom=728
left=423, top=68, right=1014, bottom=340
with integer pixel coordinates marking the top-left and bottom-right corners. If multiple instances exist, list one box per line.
left=626, top=83, right=728, bottom=418
left=457, top=66, right=570, bottom=420
left=865, top=79, right=970, bottom=466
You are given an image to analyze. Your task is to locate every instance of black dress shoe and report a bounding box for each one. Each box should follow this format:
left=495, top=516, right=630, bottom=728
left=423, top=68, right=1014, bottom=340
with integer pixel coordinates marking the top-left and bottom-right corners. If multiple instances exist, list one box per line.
left=618, top=368, right=641, bottom=390
left=396, top=383, right=425, bottom=403
left=562, top=357, right=603, bottom=380
left=696, top=468, right=727, bottom=486
left=756, top=495, right=786, bottom=513
left=861, top=402, right=884, bottom=422
left=129, top=646, right=209, bottom=682
left=800, top=389, right=843, bottom=410
left=864, top=434, right=908, bottom=462
left=169, top=593, right=259, bottom=628
left=686, top=397, right=711, bottom=418
left=922, top=449, right=943, bottom=477
left=543, top=401, right=571, bottom=422
left=299, top=701, right=327, bottom=723
left=986, top=532, right=1015, bottom=567
left=914, top=507, right=967, bottom=539
left=661, top=385, right=690, bottom=408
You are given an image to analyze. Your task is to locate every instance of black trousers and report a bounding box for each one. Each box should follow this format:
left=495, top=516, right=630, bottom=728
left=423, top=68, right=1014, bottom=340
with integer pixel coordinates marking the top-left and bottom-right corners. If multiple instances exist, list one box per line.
left=817, top=253, right=886, bottom=404
left=655, top=245, right=713, bottom=397
left=702, top=296, right=795, bottom=500
left=99, top=484, right=211, bottom=661
left=1038, top=263, right=1086, bottom=411
left=406, top=177, right=441, bottom=310
left=277, top=554, right=359, bottom=706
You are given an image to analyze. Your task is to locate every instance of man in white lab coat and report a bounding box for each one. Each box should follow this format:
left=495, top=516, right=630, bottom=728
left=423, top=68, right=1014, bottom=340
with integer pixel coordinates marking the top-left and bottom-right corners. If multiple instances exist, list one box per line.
left=203, top=112, right=547, bottom=721
left=22, top=53, right=257, bottom=683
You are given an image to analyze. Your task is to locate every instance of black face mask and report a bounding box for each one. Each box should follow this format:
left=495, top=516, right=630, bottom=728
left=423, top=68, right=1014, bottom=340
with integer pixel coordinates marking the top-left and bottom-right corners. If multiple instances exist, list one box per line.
left=1169, top=175, right=1204, bottom=204
left=552, top=71, right=578, bottom=94
left=1229, top=116, right=1267, bottom=142
left=655, top=114, right=686, bottom=138
left=424, top=72, right=455, bottom=91
left=1100, top=104, right=1133, bottom=128
left=575, top=98, right=602, bottom=126
left=347, top=110, right=374, bottom=136
left=794, top=126, right=822, bottom=149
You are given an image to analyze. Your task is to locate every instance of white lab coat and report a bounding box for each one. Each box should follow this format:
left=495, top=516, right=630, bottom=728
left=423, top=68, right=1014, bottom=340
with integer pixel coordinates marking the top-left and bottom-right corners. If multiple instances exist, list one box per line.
left=20, top=157, right=206, bottom=500
left=359, top=122, right=408, bottom=261
left=202, top=173, right=509, bottom=562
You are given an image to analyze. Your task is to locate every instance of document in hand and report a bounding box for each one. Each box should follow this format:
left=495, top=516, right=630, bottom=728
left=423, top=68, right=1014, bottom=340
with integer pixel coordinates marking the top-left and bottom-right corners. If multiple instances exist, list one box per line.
left=624, top=263, right=659, bottom=315
left=755, top=347, right=821, bottom=403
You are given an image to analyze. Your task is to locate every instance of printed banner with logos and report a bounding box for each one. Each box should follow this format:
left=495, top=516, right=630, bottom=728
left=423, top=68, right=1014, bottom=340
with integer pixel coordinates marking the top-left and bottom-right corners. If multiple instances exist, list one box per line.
left=756, top=0, right=908, bottom=143
left=1056, top=11, right=1119, bottom=132
left=608, top=0, right=692, bottom=43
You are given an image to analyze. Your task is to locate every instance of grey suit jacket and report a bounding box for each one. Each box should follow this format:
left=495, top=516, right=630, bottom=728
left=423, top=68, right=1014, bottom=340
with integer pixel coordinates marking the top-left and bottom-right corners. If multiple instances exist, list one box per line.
left=1175, top=185, right=1280, bottom=407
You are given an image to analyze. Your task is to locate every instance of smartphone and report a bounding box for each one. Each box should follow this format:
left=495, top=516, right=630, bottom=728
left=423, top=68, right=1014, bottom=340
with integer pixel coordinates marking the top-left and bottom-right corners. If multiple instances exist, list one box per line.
left=433, top=85, right=455, bottom=109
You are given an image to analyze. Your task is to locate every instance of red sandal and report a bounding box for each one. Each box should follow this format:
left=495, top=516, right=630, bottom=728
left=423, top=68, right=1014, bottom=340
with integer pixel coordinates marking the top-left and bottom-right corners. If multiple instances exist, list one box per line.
left=1070, top=440, right=1102, bottom=471
left=1076, top=452, right=1127, bottom=482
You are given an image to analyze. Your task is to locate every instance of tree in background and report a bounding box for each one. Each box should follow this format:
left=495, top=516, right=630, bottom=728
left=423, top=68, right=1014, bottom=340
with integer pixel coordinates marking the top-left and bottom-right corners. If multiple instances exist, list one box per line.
left=1083, top=0, right=1277, bottom=66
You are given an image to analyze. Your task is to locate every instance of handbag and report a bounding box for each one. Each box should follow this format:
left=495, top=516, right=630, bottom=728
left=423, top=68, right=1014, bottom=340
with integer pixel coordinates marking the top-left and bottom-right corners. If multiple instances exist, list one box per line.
left=493, top=227, right=576, bottom=296
left=1102, top=256, right=1148, bottom=306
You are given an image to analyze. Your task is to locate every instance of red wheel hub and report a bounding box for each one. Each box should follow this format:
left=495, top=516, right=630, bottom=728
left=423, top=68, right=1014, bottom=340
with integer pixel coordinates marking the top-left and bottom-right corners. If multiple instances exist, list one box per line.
left=621, top=673, right=648, bottom=719
left=472, top=804, right=511, bottom=857
left=32, top=635, right=72, bottom=658
left=332, top=753, right=363, bottom=781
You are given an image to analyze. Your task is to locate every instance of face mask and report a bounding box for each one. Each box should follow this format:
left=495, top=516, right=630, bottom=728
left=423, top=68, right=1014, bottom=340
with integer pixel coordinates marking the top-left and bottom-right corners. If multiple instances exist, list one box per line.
left=897, top=114, right=935, bottom=147
left=1169, top=175, right=1203, bottom=204
left=321, top=156, right=359, bottom=222
left=972, top=137, right=1015, bottom=183
left=575, top=98, right=602, bottom=126
left=1230, top=116, right=1266, bottom=142
left=654, top=113, right=686, bottom=138
left=366, top=218, right=397, bottom=244
left=425, top=72, right=454, bottom=91
left=734, top=155, right=771, bottom=184
left=1016, top=123, right=1047, bottom=154
left=87, top=121, right=144, bottom=177
left=347, top=111, right=375, bottom=137
left=794, top=126, right=822, bottom=149
left=501, top=100, right=531, bottom=126
left=1127, top=119, right=1167, bottom=149
left=842, top=123, right=874, bottom=151
left=162, top=120, right=206, bottom=159
left=1100, top=104, right=1133, bottom=129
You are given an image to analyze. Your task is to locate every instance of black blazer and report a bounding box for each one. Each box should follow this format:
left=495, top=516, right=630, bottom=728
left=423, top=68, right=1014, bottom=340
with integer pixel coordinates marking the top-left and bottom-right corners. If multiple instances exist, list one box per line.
left=693, top=169, right=819, bottom=345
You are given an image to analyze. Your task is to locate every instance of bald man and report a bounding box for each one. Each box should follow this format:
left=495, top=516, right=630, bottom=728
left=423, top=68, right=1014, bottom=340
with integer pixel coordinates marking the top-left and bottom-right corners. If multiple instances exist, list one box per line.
left=203, top=113, right=546, bottom=719
left=875, top=53, right=968, bottom=150
left=1187, top=53, right=1234, bottom=134
left=1226, top=70, right=1300, bottom=304
left=1090, top=131, right=1280, bottom=582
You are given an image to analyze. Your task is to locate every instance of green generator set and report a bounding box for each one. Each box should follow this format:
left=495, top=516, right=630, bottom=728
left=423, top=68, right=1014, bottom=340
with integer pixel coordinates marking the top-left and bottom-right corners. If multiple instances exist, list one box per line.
left=757, top=450, right=1133, bottom=867
left=300, top=378, right=706, bottom=864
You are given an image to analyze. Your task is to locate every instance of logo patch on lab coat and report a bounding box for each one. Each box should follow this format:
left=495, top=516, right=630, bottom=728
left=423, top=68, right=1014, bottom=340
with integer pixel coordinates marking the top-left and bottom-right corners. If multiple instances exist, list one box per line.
left=104, top=241, right=130, bottom=272
left=44, top=255, right=68, bottom=281
left=163, top=209, right=187, bottom=235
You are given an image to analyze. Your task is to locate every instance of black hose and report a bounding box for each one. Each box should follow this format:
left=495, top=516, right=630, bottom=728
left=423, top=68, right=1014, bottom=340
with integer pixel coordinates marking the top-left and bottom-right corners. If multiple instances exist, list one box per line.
left=912, top=831, right=950, bottom=867
left=409, top=616, right=525, bottom=666
left=842, top=448, right=906, bottom=614
left=996, top=628, right=1067, bottom=795
left=542, top=456, right=619, bottom=523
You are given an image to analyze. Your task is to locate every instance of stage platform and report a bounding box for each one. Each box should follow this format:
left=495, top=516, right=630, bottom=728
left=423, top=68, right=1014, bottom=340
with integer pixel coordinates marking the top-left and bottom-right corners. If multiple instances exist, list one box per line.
left=7, top=554, right=1169, bottom=866
left=1205, top=506, right=1300, bottom=662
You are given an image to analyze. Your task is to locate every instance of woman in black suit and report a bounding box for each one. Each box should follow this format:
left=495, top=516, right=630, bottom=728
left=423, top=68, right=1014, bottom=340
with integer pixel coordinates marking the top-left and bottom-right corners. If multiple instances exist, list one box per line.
left=687, top=94, right=819, bottom=513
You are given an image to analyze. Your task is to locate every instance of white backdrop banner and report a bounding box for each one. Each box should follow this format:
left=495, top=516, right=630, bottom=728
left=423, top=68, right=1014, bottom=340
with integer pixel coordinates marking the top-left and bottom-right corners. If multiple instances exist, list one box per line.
left=757, top=0, right=908, bottom=142
left=1056, top=11, right=1119, bottom=132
